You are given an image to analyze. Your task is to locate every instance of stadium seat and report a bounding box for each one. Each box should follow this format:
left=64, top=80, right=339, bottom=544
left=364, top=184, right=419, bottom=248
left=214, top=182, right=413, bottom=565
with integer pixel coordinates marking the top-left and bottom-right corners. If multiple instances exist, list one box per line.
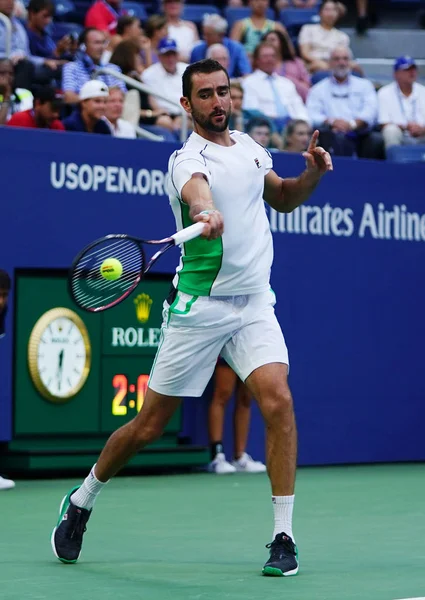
left=54, top=0, right=76, bottom=20
left=224, top=6, right=275, bottom=29
left=182, top=4, right=220, bottom=24
left=386, top=145, right=425, bottom=163
left=279, top=8, right=319, bottom=36
left=50, top=21, right=83, bottom=42
left=121, top=1, right=148, bottom=20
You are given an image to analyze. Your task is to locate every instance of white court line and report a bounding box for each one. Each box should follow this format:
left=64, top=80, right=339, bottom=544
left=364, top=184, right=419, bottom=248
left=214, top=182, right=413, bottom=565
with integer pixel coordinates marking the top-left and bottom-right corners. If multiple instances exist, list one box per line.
left=393, top=597, right=425, bottom=599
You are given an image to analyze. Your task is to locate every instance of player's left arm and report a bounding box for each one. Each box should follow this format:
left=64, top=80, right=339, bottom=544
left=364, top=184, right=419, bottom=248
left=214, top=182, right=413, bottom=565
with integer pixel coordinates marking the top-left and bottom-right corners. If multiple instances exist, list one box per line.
left=263, top=130, right=333, bottom=213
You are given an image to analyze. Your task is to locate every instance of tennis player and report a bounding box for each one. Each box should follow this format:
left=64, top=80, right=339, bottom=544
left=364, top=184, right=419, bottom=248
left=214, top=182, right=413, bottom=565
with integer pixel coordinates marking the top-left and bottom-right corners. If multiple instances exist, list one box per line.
left=51, top=59, right=333, bottom=576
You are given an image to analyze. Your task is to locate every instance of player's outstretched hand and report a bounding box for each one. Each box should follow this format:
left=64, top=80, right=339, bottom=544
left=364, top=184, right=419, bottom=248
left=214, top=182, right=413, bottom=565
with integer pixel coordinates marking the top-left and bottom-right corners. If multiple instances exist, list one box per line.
left=303, top=130, right=333, bottom=176
left=194, top=209, right=224, bottom=240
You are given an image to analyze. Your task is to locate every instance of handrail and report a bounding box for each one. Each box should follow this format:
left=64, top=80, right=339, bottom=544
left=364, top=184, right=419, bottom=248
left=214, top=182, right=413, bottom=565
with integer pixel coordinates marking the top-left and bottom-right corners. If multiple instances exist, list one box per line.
left=134, top=124, right=165, bottom=142
left=0, top=13, right=12, bottom=58
left=94, top=67, right=188, bottom=142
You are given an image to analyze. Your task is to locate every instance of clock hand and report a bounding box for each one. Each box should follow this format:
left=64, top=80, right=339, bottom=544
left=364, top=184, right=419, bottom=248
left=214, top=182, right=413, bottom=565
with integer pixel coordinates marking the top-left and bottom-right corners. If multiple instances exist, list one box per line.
left=57, top=349, right=64, bottom=391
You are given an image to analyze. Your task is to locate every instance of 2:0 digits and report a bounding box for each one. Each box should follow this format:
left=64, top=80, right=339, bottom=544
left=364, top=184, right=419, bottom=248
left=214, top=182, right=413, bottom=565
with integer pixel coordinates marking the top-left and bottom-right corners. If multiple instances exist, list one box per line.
left=112, top=374, right=149, bottom=416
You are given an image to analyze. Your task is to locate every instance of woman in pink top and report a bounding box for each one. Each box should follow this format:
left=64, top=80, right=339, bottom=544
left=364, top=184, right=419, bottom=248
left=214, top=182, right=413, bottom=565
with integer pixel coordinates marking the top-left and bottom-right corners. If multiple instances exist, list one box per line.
left=262, top=30, right=311, bottom=102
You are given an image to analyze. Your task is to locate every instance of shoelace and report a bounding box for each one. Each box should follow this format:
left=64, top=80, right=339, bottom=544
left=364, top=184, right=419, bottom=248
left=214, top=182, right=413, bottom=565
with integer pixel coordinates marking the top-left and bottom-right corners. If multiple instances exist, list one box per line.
left=69, top=508, right=89, bottom=539
left=265, top=533, right=296, bottom=560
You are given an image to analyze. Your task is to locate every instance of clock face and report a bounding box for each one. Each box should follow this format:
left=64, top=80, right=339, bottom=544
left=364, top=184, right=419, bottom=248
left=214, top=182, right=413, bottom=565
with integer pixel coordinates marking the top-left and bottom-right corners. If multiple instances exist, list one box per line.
left=28, top=308, right=91, bottom=402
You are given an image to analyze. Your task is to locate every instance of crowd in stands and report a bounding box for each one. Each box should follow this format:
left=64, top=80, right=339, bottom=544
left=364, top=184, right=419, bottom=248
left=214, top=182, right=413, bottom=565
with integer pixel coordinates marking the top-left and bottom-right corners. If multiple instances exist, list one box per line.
left=0, top=0, right=424, bottom=158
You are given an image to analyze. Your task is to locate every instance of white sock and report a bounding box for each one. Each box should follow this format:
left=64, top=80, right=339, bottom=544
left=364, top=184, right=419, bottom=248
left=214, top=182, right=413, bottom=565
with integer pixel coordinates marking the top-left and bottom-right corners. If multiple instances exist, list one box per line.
left=70, top=464, right=108, bottom=510
left=272, top=495, right=295, bottom=542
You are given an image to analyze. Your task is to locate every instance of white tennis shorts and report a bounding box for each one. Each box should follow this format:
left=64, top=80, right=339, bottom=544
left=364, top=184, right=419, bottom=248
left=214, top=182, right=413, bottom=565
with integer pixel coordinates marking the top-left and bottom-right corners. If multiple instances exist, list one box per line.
left=148, top=288, right=289, bottom=397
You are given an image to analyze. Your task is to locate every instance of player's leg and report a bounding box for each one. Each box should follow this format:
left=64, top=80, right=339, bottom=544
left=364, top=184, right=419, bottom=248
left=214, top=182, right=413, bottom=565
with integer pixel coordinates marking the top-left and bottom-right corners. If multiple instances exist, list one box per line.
left=208, top=360, right=238, bottom=473
left=231, top=380, right=266, bottom=473
left=51, top=389, right=180, bottom=563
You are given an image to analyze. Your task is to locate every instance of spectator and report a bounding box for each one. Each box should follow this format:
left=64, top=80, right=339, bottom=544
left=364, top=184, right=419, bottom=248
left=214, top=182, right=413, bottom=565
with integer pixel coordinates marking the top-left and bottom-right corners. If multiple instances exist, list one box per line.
left=105, top=16, right=152, bottom=68
left=162, top=0, right=198, bottom=63
left=378, top=56, right=425, bottom=150
left=7, top=85, right=64, bottom=128
left=190, top=14, right=251, bottom=80
left=206, top=43, right=230, bottom=72
left=85, top=0, right=123, bottom=36
left=230, top=0, right=287, bottom=57
left=242, top=42, right=308, bottom=130
left=62, top=28, right=126, bottom=104
left=63, top=79, right=111, bottom=133
left=26, top=0, right=72, bottom=65
left=0, top=270, right=15, bottom=492
left=104, top=85, right=136, bottom=137
left=229, top=80, right=277, bottom=144
left=142, top=38, right=186, bottom=132
left=282, top=118, right=311, bottom=152
left=299, top=0, right=352, bottom=77
left=246, top=116, right=274, bottom=148
left=262, top=30, right=311, bottom=102
left=0, top=57, right=33, bottom=124
left=109, top=39, right=174, bottom=131
left=306, top=46, right=383, bottom=159
left=144, top=15, right=168, bottom=64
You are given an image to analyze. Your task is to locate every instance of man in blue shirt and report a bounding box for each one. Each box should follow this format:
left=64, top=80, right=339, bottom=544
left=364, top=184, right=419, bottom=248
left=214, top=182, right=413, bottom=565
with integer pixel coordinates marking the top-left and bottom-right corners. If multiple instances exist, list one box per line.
left=26, top=0, right=74, bottom=64
left=63, top=79, right=111, bottom=133
left=306, top=46, right=384, bottom=158
left=190, top=13, right=251, bottom=79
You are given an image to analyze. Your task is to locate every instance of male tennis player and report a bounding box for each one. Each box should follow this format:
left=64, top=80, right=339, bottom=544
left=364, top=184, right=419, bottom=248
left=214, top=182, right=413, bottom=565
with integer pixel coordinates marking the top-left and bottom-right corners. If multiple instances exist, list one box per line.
left=51, top=59, right=332, bottom=576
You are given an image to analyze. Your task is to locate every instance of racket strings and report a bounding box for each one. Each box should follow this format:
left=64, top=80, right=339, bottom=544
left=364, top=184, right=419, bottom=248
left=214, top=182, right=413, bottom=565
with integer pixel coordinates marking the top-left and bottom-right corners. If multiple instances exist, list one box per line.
left=71, top=238, right=144, bottom=311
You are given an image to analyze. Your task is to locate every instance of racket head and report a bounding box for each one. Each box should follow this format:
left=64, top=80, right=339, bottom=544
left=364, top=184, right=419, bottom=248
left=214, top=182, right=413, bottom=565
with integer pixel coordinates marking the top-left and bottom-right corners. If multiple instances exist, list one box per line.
left=69, top=235, right=145, bottom=312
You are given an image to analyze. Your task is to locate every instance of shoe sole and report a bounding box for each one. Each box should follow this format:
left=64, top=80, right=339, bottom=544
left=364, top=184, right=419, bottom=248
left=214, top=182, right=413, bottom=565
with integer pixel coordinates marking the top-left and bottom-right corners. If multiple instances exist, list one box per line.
left=50, top=487, right=81, bottom=564
left=262, top=565, right=299, bottom=577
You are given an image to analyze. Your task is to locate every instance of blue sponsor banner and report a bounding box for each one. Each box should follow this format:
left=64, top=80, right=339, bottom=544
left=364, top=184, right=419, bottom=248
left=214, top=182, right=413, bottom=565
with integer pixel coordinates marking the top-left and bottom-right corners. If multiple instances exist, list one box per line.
left=1, top=127, right=425, bottom=465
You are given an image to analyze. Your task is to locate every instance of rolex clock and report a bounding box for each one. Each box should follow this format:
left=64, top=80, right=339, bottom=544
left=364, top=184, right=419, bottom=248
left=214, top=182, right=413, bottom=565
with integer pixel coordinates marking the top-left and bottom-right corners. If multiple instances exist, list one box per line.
left=28, top=307, right=91, bottom=403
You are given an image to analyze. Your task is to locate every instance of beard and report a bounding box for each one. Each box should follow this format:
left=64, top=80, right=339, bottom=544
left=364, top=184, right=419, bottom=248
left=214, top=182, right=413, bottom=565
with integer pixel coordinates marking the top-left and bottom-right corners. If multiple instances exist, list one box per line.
left=191, top=106, right=231, bottom=132
left=333, top=66, right=350, bottom=79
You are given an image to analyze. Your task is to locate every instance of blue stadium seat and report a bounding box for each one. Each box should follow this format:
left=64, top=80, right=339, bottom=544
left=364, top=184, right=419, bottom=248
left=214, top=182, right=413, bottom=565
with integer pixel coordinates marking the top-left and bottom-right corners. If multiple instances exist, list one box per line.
left=182, top=4, right=220, bottom=24
left=50, top=21, right=83, bottom=42
left=386, top=145, right=425, bottom=163
left=279, top=8, right=319, bottom=35
left=122, top=1, right=148, bottom=20
left=54, top=0, right=76, bottom=20
left=224, top=6, right=275, bottom=29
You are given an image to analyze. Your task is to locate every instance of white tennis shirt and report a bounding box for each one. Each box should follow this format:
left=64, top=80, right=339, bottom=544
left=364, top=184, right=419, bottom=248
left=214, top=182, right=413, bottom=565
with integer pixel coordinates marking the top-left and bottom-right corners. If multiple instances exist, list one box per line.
left=168, top=130, right=274, bottom=296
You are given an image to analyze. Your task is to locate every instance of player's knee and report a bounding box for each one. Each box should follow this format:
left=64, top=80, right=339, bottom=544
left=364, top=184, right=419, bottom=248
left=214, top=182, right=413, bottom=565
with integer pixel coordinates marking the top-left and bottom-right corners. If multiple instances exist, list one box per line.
left=262, top=389, right=294, bottom=429
left=211, top=388, right=233, bottom=407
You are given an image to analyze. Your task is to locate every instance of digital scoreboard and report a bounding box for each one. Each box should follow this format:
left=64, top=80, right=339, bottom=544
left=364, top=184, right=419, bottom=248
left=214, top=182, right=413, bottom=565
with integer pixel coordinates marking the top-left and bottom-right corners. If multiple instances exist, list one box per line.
left=8, top=270, right=207, bottom=471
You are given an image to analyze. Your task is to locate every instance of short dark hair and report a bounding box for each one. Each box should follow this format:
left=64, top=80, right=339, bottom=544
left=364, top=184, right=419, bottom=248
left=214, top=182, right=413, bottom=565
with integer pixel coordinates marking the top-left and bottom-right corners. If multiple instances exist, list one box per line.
left=34, top=86, right=64, bottom=108
left=182, top=59, right=229, bottom=100
left=110, top=40, right=140, bottom=75
left=319, top=0, right=338, bottom=12
left=0, top=270, right=11, bottom=291
left=116, top=15, right=139, bottom=36
left=28, top=0, right=54, bottom=14
left=246, top=117, right=272, bottom=133
left=285, top=119, right=310, bottom=137
left=144, top=15, right=167, bottom=38
left=78, top=27, right=101, bottom=47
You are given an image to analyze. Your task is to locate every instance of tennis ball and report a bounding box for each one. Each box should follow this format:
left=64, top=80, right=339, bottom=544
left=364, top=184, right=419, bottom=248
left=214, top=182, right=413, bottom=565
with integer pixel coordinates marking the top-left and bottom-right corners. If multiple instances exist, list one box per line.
left=100, top=258, right=123, bottom=281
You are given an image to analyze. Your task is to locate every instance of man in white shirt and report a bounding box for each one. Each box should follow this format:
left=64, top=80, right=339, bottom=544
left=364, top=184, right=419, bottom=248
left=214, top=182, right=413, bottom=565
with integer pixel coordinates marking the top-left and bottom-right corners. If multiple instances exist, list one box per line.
left=306, top=46, right=384, bottom=159
left=104, top=86, right=136, bottom=138
left=242, top=42, right=308, bottom=130
left=142, top=37, right=187, bottom=133
left=378, top=56, right=425, bottom=150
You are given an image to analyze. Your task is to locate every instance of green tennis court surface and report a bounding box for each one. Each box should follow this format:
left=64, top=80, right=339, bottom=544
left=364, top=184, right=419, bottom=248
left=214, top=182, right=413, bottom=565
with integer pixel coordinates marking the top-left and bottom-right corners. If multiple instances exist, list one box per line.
left=1, top=464, right=425, bottom=600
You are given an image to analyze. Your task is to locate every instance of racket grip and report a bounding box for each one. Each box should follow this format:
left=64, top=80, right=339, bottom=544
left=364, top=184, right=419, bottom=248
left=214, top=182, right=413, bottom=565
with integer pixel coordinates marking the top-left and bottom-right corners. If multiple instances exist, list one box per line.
left=172, top=222, right=206, bottom=245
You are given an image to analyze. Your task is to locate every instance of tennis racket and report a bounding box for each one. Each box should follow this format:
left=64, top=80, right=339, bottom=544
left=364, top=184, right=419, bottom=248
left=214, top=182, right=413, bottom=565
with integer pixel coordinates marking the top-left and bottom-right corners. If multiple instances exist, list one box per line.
left=68, top=222, right=205, bottom=313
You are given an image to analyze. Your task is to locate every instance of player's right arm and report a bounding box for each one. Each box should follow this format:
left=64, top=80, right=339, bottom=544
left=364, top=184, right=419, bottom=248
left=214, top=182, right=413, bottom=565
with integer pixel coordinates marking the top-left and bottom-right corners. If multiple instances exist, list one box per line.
left=181, top=174, right=224, bottom=240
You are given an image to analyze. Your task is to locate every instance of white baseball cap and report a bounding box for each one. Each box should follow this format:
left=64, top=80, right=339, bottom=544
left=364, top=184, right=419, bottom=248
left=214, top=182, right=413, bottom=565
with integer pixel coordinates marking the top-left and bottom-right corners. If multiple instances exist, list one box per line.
left=79, top=80, right=109, bottom=101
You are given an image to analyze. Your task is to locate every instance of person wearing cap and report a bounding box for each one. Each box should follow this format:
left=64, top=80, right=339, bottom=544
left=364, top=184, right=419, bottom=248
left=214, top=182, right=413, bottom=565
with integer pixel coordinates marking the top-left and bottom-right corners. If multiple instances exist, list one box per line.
left=142, top=37, right=188, bottom=132
left=63, top=80, right=111, bottom=134
left=7, top=85, right=65, bottom=129
left=306, top=46, right=384, bottom=159
left=378, top=56, right=425, bottom=150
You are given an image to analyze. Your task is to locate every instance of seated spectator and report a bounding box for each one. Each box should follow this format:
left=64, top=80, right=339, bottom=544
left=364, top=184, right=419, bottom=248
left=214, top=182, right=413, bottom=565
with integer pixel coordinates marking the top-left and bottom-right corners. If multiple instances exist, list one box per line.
left=282, top=118, right=311, bottom=152
left=230, top=0, right=287, bottom=57
left=206, top=43, right=230, bottom=73
left=142, top=38, right=187, bottom=133
left=246, top=116, right=276, bottom=149
left=26, top=0, right=73, bottom=65
left=63, top=79, right=111, bottom=133
left=104, top=85, right=136, bottom=137
left=190, top=14, right=251, bottom=80
left=262, top=30, right=311, bottom=102
left=144, top=15, right=169, bottom=64
left=229, top=80, right=275, bottom=134
left=85, top=0, right=124, bottom=37
left=306, top=46, right=383, bottom=159
left=299, top=0, right=357, bottom=79
left=162, top=0, right=198, bottom=63
left=62, top=28, right=126, bottom=105
left=0, top=57, right=33, bottom=124
left=7, top=85, right=64, bottom=129
left=378, top=56, right=425, bottom=150
left=110, top=38, right=174, bottom=131
left=105, top=16, right=152, bottom=69
left=242, top=42, right=308, bottom=130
